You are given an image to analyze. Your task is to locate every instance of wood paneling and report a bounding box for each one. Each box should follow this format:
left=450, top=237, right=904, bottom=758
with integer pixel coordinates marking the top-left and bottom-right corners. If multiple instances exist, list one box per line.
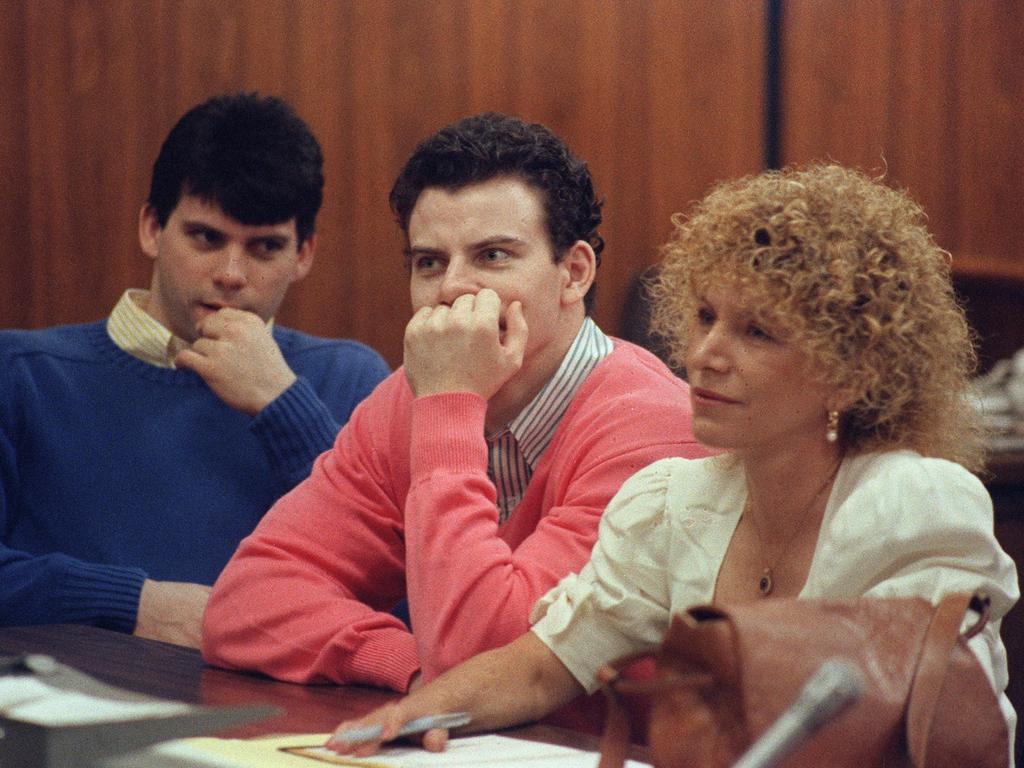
left=0, top=0, right=30, bottom=328
left=781, top=0, right=1024, bottom=279
left=0, top=0, right=765, bottom=367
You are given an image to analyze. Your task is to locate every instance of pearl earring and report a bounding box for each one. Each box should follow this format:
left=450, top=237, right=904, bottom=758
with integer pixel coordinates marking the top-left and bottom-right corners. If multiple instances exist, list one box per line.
left=826, top=410, right=839, bottom=443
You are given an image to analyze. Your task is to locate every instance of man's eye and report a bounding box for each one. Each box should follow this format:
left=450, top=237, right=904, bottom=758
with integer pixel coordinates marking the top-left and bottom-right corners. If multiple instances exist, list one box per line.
left=415, top=256, right=440, bottom=271
left=481, top=248, right=510, bottom=263
left=189, top=228, right=222, bottom=247
left=253, top=240, right=286, bottom=259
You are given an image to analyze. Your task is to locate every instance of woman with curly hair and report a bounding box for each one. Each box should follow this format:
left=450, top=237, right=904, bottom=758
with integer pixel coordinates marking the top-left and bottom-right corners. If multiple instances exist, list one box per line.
left=326, top=164, right=1018, bottom=757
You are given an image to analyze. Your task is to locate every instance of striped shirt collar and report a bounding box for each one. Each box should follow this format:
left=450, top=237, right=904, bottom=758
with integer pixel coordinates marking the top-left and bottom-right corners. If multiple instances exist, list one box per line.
left=106, top=289, right=273, bottom=368
left=106, top=289, right=187, bottom=368
left=507, top=316, right=614, bottom=462
left=488, top=317, right=613, bottom=522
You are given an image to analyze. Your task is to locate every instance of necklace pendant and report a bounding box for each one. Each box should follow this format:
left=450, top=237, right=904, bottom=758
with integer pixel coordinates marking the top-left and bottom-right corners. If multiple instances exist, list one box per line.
left=758, top=567, right=774, bottom=596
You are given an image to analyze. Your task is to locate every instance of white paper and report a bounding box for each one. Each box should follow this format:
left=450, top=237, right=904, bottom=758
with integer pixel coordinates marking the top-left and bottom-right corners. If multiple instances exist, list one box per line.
left=0, top=676, right=191, bottom=726
left=295, top=734, right=653, bottom=767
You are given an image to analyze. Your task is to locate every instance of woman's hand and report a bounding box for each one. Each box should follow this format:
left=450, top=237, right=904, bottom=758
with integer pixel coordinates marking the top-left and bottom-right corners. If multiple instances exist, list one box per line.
left=323, top=632, right=581, bottom=758
left=324, top=702, right=449, bottom=757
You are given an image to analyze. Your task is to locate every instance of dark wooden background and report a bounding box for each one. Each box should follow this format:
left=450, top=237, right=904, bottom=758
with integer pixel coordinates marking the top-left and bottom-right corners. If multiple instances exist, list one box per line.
left=3, top=0, right=1020, bottom=368
left=1, top=0, right=769, bottom=365
left=2, top=0, right=1024, bottom=720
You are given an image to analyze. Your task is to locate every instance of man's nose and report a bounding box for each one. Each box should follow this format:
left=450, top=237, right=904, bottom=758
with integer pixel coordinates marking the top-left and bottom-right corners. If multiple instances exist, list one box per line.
left=212, top=248, right=247, bottom=290
left=438, top=262, right=478, bottom=305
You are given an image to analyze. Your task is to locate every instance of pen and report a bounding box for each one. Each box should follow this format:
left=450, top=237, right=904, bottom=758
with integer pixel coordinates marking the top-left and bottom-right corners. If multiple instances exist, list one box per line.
left=333, top=711, right=472, bottom=744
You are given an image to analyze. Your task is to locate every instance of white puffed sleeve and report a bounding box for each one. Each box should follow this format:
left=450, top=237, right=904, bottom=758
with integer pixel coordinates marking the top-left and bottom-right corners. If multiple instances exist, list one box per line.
left=530, top=458, right=680, bottom=692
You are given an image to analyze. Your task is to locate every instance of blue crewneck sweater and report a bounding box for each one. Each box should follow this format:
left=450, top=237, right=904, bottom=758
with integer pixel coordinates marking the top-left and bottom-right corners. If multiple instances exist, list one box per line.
left=0, top=320, right=389, bottom=632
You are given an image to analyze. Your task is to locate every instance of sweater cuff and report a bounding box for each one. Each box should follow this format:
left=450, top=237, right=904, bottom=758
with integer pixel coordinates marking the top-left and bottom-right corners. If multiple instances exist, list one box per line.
left=251, top=376, right=339, bottom=486
left=345, top=628, right=421, bottom=692
left=409, top=392, right=488, bottom=477
left=59, top=560, right=147, bottom=634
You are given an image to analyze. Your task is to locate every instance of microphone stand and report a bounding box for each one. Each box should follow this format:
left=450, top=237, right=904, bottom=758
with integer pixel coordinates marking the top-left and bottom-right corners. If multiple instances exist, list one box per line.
left=732, top=658, right=864, bottom=768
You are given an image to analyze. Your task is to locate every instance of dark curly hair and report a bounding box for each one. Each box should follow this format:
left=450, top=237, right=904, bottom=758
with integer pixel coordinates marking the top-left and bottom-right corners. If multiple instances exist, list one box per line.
left=148, top=92, right=323, bottom=245
left=650, top=163, right=983, bottom=470
left=389, top=113, right=604, bottom=313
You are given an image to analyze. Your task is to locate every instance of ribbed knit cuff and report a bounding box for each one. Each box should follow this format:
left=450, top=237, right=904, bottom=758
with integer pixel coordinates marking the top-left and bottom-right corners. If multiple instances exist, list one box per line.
left=59, top=560, right=148, bottom=634
left=344, top=628, right=421, bottom=692
left=409, top=393, right=488, bottom=478
left=251, top=376, right=338, bottom=488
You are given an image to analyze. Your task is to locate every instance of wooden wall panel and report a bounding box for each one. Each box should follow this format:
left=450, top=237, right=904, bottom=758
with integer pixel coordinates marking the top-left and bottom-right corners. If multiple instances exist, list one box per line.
left=781, top=0, right=1024, bottom=279
left=0, top=1, right=30, bottom=328
left=781, top=0, right=1024, bottom=371
left=0, top=0, right=765, bottom=367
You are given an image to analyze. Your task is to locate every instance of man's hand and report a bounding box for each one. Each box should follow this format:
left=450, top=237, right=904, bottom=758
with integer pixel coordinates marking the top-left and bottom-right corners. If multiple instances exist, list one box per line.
left=175, top=308, right=296, bottom=415
left=133, top=579, right=212, bottom=648
left=403, top=289, right=527, bottom=400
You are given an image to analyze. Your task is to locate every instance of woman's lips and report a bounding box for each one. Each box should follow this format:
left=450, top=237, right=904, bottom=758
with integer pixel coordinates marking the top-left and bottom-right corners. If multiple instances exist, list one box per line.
left=691, top=386, right=740, bottom=405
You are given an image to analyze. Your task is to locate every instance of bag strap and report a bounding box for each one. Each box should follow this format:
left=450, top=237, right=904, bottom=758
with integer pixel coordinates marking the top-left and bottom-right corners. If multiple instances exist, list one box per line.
left=597, top=653, right=715, bottom=768
left=597, top=656, right=646, bottom=768
left=905, top=591, right=990, bottom=767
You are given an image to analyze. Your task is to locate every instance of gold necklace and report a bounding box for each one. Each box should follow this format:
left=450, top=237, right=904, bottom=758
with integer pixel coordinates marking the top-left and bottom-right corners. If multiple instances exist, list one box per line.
left=744, top=464, right=840, bottom=597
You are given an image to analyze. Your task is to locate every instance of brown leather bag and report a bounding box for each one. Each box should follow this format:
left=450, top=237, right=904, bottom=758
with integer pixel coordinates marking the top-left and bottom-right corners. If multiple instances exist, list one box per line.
left=598, top=592, right=1009, bottom=768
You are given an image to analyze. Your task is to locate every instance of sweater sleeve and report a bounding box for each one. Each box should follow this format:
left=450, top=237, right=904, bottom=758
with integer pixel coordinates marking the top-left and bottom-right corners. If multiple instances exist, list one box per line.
left=250, top=345, right=390, bottom=493
left=404, top=366, right=705, bottom=682
left=0, top=417, right=147, bottom=632
left=202, top=380, right=420, bottom=691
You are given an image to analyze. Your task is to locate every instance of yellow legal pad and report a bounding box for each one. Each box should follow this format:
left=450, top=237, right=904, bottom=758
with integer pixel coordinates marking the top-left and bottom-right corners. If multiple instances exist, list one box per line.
left=145, top=732, right=650, bottom=767
left=157, top=733, right=388, bottom=767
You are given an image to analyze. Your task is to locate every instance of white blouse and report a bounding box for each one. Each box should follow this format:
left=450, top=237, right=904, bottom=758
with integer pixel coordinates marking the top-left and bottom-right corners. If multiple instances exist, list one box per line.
left=530, top=450, right=1019, bottom=737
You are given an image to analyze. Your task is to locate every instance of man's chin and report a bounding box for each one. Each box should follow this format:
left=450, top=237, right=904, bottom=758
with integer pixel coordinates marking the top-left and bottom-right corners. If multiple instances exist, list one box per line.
left=187, top=303, right=221, bottom=335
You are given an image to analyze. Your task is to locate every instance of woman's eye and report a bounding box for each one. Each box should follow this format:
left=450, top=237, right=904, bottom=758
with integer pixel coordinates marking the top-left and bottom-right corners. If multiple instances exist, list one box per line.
left=696, top=307, right=714, bottom=325
left=748, top=323, right=774, bottom=342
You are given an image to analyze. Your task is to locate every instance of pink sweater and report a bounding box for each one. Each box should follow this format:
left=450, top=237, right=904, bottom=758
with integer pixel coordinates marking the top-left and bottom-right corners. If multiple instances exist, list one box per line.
left=202, top=340, right=705, bottom=692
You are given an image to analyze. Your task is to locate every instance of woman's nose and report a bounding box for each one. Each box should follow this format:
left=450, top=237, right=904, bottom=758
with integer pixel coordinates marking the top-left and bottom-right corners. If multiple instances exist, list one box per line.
left=688, top=326, right=730, bottom=372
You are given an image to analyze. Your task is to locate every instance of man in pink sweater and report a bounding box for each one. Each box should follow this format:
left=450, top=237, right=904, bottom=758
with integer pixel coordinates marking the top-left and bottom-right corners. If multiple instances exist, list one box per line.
left=202, top=114, right=705, bottom=704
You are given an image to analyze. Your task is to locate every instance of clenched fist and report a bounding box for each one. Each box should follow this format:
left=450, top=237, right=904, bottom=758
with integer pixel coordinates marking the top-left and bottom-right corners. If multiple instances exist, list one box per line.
left=175, top=307, right=296, bottom=415
left=404, top=289, right=527, bottom=401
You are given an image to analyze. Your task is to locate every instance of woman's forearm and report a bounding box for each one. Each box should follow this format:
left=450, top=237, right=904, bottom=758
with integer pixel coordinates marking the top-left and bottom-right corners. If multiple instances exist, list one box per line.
left=327, top=630, right=584, bottom=755
left=423, top=630, right=584, bottom=731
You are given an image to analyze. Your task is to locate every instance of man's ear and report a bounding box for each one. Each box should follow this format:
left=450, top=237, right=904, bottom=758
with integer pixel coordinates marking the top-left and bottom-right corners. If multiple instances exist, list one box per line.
left=560, top=240, right=596, bottom=308
left=138, top=204, right=162, bottom=259
left=291, top=233, right=317, bottom=284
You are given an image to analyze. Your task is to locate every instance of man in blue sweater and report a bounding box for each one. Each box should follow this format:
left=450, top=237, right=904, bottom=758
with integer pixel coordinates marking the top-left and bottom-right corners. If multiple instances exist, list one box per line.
left=0, top=93, right=389, bottom=647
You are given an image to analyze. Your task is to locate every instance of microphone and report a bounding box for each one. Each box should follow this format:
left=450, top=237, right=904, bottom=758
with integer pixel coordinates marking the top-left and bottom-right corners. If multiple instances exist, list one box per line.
left=732, top=658, right=865, bottom=768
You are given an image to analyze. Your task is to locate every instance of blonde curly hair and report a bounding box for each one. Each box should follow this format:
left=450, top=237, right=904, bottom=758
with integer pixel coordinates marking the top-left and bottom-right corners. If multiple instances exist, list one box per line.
left=649, top=163, right=983, bottom=470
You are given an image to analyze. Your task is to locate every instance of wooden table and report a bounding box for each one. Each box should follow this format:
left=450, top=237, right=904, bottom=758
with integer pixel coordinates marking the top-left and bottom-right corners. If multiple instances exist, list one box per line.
left=0, top=624, right=627, bottom=757
left=0, top=623, right=397, bottom=738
